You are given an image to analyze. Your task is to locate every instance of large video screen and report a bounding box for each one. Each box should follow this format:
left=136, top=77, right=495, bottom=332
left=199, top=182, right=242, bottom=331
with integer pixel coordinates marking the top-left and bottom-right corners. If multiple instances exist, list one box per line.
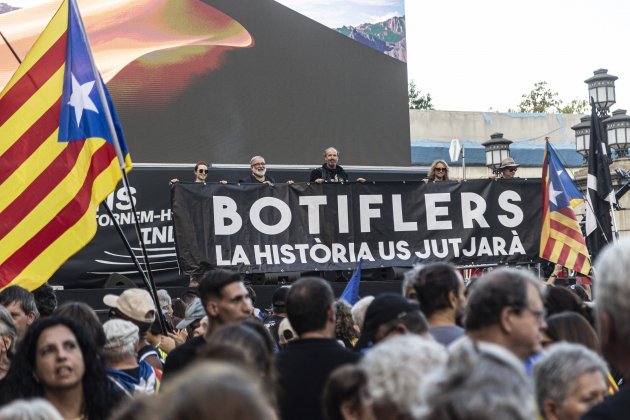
left=0, top=0, right=410, bottom=167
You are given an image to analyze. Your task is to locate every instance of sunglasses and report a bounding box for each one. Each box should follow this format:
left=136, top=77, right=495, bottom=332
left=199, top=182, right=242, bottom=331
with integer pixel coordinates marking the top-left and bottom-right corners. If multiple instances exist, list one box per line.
left=197, top=169, right=208, bottom=174
left=435, top=167, right=447, bottom=172
left=506, top=168, right=517, bottom=173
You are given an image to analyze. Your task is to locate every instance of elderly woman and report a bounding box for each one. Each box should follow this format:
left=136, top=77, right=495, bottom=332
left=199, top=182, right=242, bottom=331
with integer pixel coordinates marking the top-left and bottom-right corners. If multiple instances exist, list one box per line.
left=534, top=342, right=608, bottom=420
left=0, top=306, right=17, bottom=380
left=423, top=160, right=450, bottom=183
left=0, top=316, right=122, bottom=420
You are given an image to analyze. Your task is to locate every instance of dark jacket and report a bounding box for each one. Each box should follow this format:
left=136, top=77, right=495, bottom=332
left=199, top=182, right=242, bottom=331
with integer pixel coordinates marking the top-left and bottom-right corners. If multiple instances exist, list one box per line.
left=239, top=173, right=276, bottom=184
left=275, top=338, right=360, bottom=420
left=310, top=164, right=349, bottom=183
left=582, top=385, right=630, bottom=420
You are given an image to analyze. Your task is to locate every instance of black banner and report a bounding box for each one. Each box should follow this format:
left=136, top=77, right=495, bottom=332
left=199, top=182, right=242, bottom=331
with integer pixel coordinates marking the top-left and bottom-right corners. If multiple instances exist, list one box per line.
left=172, top=180, right=543, bottom=274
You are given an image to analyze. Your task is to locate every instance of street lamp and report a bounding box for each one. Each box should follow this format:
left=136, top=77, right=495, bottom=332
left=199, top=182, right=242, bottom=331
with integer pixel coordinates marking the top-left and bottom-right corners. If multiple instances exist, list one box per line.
left=571, top=116, right=591, bottom=162
left=585, top=69, right=617, bottom=117
left=605, top=109, right=630, bottom=158
left=482, top=132, right=512, bottom=175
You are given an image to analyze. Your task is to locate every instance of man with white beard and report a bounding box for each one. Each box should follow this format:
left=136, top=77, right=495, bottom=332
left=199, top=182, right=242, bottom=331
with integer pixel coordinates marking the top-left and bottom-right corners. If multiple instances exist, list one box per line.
left=240, top=155, right=284, bottom=185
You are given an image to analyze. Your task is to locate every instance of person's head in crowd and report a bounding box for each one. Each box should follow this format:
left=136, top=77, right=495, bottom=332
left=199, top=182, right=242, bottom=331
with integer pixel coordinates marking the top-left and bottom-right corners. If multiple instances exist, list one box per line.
left=499, top=156, right=519, bottom=179
left=180, top=290, right=199, bottom=306
left=428, top=159, right=450, bottom=181
left=198, top=270, right=252, bottom=332
left=145, top=361, right=273, bottom=420
left=277, top=317, right=297, bottom=349
left=242, top=318, right=276, bottom=356
left=103, top=288, right=156, bottom=334
left=355, top=293, right=428, bottom=350
left=286, top=277, right=335, bottom=338
left=271, top=286, right=290, bottom=315
left=193, top=161, right=209, bottom=183
left=157, top=289, right=173, bottom=318
left=0, top=397, right=63, bottom=420
left=464, top=268, right=546, bottom=360
left=362, top=335, right=447, bottom=419
left=203, top=323, right=274, bottom=390
left=245, top=285, right=257, bottom=307
left=53, top=301, right=106, bottom=350
left=171, top=297, right=187, bottom=324
left=194, top=316, right=209, bottom=338
left=0, top=285, right=39, bottom=343
left=422, top=340, right=536, bottom=420
left=0, top=316, right=121, bottom=420
left=334, top=300, right=358, bottom=348
left=412, top=262, right=466, bottom=325
left=32, top=282, right=57, bottom=318
left=0, top=305, right=17, bottom=380
left=544, top=285, right=589, bottom=320
left=401, top=271, right=418, bottom=300
left=542, top=311, right=600, bottom=353
left=592, top=239, right=630, bottom=382
left=534, top=342, right=608, bottom=420
left=176, top=297, right=205, bottom=339
left=324, top=147, right=339, bottom=169
left=323, top=364, right=374, bottom=420
left=351, top=296, right=374, bottom=333
left=102, top=319, right=139, bottom=366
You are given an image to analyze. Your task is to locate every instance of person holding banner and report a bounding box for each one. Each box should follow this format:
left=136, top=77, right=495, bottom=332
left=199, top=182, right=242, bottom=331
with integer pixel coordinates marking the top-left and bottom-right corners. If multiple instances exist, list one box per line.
left=499, top=157, right=520, bottom=179
left=423, top=160, right=450, bottom=183
left=310, top=147, right=366, bottom=183
left=170, top=161, right=227, bottom=185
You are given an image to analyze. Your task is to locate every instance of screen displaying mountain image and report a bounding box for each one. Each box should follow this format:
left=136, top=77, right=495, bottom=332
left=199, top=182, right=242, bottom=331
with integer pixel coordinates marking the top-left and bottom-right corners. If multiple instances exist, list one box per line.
left=0, top=0, right=410, bottom=167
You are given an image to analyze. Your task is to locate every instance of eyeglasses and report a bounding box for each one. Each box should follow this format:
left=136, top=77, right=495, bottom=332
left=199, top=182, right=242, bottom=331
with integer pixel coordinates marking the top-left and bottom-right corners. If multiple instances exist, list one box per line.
left=252, top=163, right=266, bottom=167
left=435, top=167, right=447, bottom=172
left=197, top=169, right=208, bottom=174
left=520, top=307, right=547, bottom=323
left=506, top=168, right=517, bottom=173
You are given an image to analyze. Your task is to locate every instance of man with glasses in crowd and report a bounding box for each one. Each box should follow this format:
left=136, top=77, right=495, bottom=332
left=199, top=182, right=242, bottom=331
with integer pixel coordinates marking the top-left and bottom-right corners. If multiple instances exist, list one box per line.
left=239, top=156, right=276, bottom=185
left=499, top=157, right=519, bottom=179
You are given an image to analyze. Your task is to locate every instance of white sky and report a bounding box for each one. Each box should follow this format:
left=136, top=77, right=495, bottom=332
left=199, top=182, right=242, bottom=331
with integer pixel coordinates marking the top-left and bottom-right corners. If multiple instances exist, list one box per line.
left=8, top=0, right=630, bottom=112
left=276, top=0, right=630, bottom=113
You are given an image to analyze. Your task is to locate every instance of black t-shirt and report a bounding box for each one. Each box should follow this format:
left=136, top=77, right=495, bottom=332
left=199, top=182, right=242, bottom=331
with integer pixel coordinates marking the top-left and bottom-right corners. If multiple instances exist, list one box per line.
left=161, top=335, right=206, bottom=382
left=309, top=164, right=349, bottom=183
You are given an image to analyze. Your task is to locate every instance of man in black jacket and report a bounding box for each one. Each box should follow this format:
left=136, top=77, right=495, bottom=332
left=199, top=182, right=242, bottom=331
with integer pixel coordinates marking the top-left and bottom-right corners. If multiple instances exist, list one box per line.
left=275, top=277, right=360, bottom=420
left=310, top=147, right=365, bottom=184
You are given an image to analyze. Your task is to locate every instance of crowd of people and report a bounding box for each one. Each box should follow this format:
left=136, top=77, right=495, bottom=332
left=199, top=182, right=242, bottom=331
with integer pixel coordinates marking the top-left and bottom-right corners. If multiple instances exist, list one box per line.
left=0, top=235, right=627, bottom=419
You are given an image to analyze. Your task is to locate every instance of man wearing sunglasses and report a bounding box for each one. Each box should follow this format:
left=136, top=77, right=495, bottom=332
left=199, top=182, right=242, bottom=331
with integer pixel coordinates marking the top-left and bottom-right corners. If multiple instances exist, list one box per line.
left=499, top=157, right=520, bottom=179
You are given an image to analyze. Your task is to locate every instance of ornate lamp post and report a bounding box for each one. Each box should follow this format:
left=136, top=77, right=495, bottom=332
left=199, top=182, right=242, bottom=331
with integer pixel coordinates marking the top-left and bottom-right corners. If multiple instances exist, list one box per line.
left=571, top=116, right=591, bottom=163
left=482, top=132, right=512, bottom=175
left=585, top=68, right=617, bottom=118
left=604, top=109, right=630, bottom=158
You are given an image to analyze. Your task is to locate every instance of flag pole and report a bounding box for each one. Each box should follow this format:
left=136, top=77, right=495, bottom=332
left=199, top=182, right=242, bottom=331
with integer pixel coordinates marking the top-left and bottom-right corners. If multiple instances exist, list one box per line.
left=609, top=194, right=620, bottom=242
left=69, top=0, right=168, bottom=334
left=461, top=145, right=466, bottom=181
left=0, top=30, right=22, bottom=64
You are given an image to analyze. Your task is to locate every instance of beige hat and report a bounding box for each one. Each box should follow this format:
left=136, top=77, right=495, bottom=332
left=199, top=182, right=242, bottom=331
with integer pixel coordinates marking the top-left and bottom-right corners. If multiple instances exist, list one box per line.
left=278, top=317, right=298, bottom=346
left=499, top=157, right=520, bottom=169
left=103, top=288, right=156, bottom=324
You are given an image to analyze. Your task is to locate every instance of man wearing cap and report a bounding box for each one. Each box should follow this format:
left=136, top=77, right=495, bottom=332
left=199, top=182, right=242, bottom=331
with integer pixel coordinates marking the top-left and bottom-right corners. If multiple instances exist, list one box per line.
left=355, top=293, right=430, bottom=351
left=263, top=286, right=290, bottom=345
left=103, top=288, right=163, bottom=371
left=498, top=157, right=520, bottom=179
left=276, top=277, right=360, bottom=420
left=162, top=269, right=252, bottom=381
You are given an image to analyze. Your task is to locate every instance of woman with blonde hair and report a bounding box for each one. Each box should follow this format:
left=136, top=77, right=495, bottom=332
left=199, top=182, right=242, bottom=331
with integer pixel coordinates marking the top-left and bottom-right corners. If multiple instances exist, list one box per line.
left=423, top=160, right=450, bottom=183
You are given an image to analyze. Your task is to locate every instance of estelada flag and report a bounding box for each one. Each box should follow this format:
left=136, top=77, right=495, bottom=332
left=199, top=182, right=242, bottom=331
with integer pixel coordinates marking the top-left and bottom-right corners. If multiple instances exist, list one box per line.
left=0, top=0, right=132, bottom=290
left=539, top=141, right=590, bottom=276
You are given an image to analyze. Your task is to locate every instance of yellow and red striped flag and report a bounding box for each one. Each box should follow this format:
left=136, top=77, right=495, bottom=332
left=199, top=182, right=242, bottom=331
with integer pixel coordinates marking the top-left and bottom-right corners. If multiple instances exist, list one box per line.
left=0, top=0, right=132, bottom=291
left=540, top=141, right=590, bottom=276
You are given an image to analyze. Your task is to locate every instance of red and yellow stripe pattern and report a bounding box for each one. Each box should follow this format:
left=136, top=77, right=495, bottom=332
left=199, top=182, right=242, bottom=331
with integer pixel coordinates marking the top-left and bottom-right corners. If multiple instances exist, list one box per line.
left=0, top=0, right=128, bottom=291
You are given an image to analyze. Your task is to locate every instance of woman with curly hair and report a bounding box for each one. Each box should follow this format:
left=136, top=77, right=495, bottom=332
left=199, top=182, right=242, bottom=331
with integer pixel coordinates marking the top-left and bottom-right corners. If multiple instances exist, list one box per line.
left=0, top=316, right=122, bottom=420
left=423, top=160, right=450, bottom=183
left=334, top=300, right=358, bottom=349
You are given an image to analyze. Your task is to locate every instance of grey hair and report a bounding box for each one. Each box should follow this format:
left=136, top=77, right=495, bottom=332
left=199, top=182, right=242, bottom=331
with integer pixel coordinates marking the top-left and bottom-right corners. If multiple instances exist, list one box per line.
left=351, top=296, right=374, bottom=331
left=402, top=265, right=424, bottom=298
left=0, top=306, right=16, bottom=356
left=533, top=342, right=608, bottom=415
left=0, top=398, right=63, bottom=420
left=323, top=147, right=338, bottom=156
left=421, top=338, right=537, bottom=420
left=362, top=335, right=447, bottom=418
left=249, top=156, right=265, bottom=165
left=594, top=238, right=630, bottom=347
left=102, top=319, right=139, bottom=362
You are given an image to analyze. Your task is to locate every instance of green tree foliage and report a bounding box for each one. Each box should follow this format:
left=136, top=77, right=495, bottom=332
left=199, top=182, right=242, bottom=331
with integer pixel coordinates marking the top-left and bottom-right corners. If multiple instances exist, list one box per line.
left=510, top=81, right=588, bottom=114
left=409, top=80, right=434, bottom=110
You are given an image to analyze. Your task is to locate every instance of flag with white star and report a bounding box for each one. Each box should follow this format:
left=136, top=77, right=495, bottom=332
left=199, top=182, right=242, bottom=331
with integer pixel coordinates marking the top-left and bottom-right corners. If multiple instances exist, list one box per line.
left=0, top=0, right=131, bottom=290
left=540, top=141, right=590, bottom=276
